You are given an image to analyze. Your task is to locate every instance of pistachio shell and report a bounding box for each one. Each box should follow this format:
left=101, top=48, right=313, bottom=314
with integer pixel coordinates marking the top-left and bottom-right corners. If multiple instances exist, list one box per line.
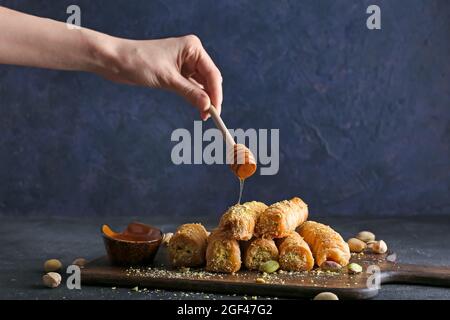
left=44, top=259, right=62, bottom=272
left=72, top=258, right=87, bottom=268
left=162, top=232, right=174, bottom=246
left=313, top=292, right=339, bottom=300
left=347, top=238, right=367, bottom=253
left=320, top=261, right=342, bottom=272
left=356, top=231, right=376, bottom=243
left=42, top=272, right=61, bottom=288
left=372, top=240, right=388, bottom=254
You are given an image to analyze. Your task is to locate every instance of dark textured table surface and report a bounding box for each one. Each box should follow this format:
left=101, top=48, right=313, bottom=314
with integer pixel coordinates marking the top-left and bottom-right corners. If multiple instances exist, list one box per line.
left=1, top=215, right=449, bottom=300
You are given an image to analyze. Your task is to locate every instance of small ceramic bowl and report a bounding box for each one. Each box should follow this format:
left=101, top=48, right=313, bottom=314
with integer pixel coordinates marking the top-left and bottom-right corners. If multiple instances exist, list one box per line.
left=102, top=223, right=163, bottom=266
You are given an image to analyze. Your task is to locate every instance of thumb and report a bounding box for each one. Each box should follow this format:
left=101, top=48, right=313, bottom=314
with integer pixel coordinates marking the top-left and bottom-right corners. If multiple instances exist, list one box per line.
left=171, top=74, right=211, bottom=120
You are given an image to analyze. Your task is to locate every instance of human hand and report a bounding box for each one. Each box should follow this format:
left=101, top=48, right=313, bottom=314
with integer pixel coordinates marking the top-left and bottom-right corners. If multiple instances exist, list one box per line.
left=99, top=35, right=223, bottom=120
left=0, top=8, right=221, bottom=119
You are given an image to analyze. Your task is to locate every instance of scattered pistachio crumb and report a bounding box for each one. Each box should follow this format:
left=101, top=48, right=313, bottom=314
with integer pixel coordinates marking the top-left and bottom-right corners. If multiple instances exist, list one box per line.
left=256, top=277, right=266, bottom=284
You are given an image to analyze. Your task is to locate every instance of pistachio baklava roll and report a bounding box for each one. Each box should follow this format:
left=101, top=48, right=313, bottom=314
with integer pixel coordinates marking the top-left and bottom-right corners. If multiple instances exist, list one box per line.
left=255, top=197, right=308, bottom=238
left=218, top=201, right=268, bottom=241
left=277, top=231, right=314, bottom=271
left=297, top=221, right=351, bottom=267
left=168, top=223, right=208, bottom=267
left=206, top=229, right=241, bottom=273
left=242, top=238, right=279, bottom=270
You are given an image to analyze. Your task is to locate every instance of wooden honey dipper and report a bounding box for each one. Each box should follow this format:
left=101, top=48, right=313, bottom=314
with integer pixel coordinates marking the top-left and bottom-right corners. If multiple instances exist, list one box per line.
left=208, top=105, right=257, bottom=180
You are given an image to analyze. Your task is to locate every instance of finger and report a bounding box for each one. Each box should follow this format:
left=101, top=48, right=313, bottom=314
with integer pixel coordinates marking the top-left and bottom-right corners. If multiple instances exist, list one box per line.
left=170, top=73, right=211, bottom=119
left=188, top=75, right=211, bottom=120
left=188, top=75, right=205, bottom=90
left=196, top=48, right=223, bottom=115
left=189, top=73, right=218, bottom=118
left=200, top=110, right=210, bottom=121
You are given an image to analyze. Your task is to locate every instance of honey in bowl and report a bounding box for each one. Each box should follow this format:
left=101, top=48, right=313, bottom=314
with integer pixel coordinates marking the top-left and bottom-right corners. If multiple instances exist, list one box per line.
left=102, top=222, right=162, bottom=266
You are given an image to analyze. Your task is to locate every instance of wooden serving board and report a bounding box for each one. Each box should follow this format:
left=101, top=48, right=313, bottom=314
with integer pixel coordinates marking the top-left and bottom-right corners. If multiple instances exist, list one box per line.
left=81, top=247, right=450, bottom=299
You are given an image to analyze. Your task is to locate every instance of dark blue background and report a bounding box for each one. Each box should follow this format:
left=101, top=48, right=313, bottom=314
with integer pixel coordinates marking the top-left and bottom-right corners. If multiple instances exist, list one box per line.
left=0, top=0, right=449, bottom=218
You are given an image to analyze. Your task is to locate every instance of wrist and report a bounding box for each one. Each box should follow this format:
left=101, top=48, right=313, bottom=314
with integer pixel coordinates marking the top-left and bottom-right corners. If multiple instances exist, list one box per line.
left=82, top=29, right=126, bottom=76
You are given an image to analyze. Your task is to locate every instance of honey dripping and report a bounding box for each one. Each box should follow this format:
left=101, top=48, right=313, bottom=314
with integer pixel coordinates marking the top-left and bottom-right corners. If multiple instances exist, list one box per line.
left=229, top=144, right=257, bottom=204
left=238, top=178, right=245, bottom=204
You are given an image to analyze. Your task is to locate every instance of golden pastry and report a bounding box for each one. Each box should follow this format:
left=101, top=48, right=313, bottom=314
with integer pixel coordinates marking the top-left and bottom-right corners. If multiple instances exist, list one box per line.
left=205, top=229, right=241, bottom=273
left=255, top=197, right=308, bottom=238
left=277, top=231, right=314, bottom=271
left=242, top=237, right=279, bottom=270
left=218, top=201, right=268, bottom=240
left=297, top=221, right=351, bottom=267
left=168, top=223, right=208, bottom=267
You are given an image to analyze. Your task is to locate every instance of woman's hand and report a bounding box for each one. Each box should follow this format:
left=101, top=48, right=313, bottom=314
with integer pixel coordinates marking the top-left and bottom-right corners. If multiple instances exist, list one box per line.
left=99, top=35, right=223, bottom=120
left=0, top=7, right=222, bottom=120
